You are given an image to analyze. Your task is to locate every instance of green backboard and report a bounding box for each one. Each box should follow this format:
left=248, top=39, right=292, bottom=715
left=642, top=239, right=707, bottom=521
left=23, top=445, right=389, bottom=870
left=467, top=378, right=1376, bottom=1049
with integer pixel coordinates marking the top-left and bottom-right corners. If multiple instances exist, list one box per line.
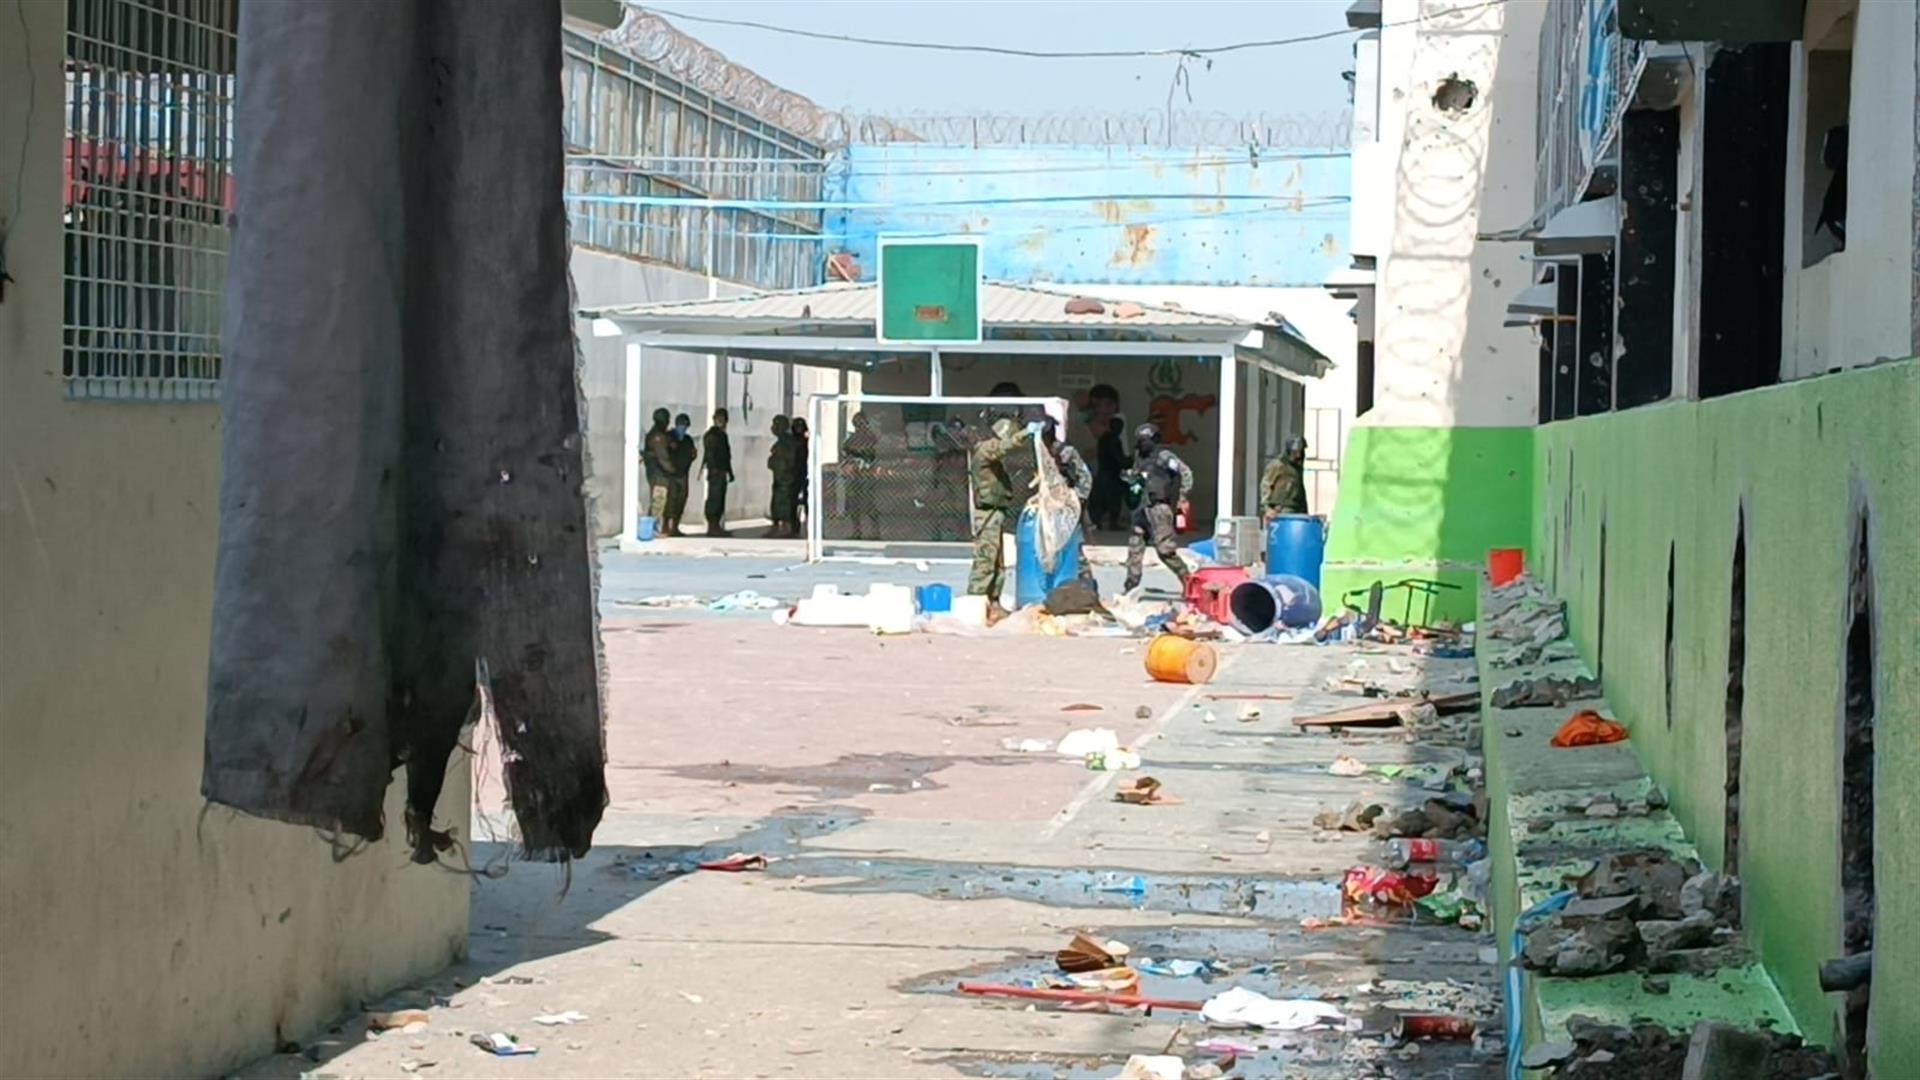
left=876, top=237, right=983, bottom=345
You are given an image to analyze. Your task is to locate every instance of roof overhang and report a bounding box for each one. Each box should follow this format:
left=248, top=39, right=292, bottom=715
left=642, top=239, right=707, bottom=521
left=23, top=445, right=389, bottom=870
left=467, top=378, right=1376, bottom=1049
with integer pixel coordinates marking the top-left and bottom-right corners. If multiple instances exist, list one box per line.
left=1534, top=196, right=1618, bottom=257
left=1507, top=283, right=1558, bottom=318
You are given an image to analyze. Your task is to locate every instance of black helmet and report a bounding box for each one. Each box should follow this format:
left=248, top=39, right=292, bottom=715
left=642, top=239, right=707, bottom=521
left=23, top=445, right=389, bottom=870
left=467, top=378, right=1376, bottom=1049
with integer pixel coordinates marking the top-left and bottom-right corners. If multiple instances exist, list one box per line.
left=651, top=407, right=671, bottom=426
left=1283, top=434, right=1308, bottom=457
left=1134, top=423, right=1160, bottom=455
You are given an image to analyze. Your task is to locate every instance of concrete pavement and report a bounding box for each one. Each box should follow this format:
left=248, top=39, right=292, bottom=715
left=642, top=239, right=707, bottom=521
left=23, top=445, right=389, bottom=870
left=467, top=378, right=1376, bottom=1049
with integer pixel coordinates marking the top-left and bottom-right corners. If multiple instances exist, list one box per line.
left=240, top=558, right=1501, bottom=1079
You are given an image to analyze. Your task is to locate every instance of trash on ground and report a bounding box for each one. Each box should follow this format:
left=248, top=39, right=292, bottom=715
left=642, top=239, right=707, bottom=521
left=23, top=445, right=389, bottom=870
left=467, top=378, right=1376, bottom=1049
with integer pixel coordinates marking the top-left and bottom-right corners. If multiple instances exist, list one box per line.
left=1134, top=704, right=1154, bottom=719
left=1087, top=747, right=1143, bottom=771
left=1550, top=709, right=1628, bottom=747
left=1327, top=754, right=1369, bottom=777
left=1312, top=800, right=1384, bottom=832
left=1199, top=987, right=1355, bottom=1031
left=1236, top=703, right=1261, bottom=721
left=1394, top=1013, right=1476, bottom=1040
left=1057, top=933, right=1130, bottom=973
left=1116, top=1055, right=1186, bottom=1080
left=999, top=736, right=1056, bottom=753
left=707, top=589, right=782, bottom=611
left=1062, top=702, right=1104, bottom=712
left=697, top=853, right=770, bottom=872
left=1542, top=1016, right=1838, bottom=1077
left=1057, top=728, right=1120, bottom=757
left=1114, top=776, right=1182, bottom=805
left=1137, top=958, right=1228, bottom=980
left=618, top=594, right=703, bottom=609
left=368, top=1008, right=431, bottom=1032
left=1068, top=966, right=1141, bottom=992
left=1342, top=865, right=1440, bottom=907
left=469, top=1032, right=536, bottom=1057
left=1294, top=690, right=1478, bottom=729
left=530, top=1011, right=589, bottom=1026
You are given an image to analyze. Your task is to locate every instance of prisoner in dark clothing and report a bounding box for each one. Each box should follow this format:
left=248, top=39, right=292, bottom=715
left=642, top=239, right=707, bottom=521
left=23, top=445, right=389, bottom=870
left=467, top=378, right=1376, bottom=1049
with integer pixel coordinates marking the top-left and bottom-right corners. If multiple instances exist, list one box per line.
left=702, top=408, right=734, bottom=537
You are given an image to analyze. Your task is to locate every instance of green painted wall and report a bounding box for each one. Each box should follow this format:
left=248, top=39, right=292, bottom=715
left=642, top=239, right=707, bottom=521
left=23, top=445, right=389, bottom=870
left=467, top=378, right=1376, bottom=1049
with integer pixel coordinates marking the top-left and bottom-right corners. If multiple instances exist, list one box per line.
left=1532, top=361, right=1920, bottom=1066
left=1321, top=425, right=1533, bottom=623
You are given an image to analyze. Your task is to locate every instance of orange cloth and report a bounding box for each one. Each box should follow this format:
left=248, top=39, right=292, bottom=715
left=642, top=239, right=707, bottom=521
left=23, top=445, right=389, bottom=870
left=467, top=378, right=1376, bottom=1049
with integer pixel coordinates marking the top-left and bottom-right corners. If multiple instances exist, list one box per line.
left=1551, top=710, right=1628, bottom=747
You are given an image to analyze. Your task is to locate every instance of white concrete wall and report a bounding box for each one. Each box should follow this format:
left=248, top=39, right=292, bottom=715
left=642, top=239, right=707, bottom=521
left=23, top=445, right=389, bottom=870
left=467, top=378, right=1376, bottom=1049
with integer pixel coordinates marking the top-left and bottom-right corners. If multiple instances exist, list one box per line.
left=1367, top=0, right=1546, bottom=428
left=570, top=248, right=838, bottom=536
left=0, top=6, right=468, bottom=1075
left=1780, top=2, right=1917, bottom=379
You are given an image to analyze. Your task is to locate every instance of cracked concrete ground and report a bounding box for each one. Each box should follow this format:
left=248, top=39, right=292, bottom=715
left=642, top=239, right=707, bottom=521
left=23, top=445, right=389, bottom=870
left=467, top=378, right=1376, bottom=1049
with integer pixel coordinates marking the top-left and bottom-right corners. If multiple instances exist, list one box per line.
left=238, top=554, right=1502, bottom=1079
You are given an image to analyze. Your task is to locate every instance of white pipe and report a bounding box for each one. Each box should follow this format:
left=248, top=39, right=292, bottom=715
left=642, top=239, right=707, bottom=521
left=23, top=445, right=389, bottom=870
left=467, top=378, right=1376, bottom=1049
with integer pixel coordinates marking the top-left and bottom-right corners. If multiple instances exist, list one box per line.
left=622, top=341, right=642, bottom=545
left=1215, top=346, right=1238, bottom=524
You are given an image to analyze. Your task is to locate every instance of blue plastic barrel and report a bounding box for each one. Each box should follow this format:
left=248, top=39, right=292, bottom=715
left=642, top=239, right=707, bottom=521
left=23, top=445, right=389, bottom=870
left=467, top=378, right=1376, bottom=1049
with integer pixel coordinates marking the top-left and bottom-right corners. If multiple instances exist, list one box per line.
left=1265, top=514, right=1326, bottom=588
left=1015, top=508, right=1084, bottom=608
left=918, top=583, right=953, bottom=613
left=1228, top=574, right=1324, bottom=633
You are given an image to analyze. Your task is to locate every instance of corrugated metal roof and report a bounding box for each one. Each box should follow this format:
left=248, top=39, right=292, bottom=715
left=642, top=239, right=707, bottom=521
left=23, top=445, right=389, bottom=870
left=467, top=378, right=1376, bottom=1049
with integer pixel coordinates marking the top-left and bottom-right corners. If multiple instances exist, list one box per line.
left=583, top=280, right=1247, bottom=330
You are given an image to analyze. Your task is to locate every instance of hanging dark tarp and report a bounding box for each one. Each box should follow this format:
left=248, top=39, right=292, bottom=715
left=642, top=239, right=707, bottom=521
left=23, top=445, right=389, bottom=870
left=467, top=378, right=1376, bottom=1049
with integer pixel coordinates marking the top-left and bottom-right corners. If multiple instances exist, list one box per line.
left=203, top=0, right=606, bottom=861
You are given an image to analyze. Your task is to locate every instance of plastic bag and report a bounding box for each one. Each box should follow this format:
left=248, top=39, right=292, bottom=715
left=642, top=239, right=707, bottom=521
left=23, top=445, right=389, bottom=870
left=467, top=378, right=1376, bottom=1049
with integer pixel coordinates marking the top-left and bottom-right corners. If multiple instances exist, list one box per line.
left=1029, top=438, right=1081, bottom=574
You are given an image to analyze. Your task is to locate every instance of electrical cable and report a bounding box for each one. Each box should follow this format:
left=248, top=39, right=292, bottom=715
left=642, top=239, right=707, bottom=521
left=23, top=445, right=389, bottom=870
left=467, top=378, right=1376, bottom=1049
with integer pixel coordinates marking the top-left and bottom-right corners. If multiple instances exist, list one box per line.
left=639, top=0, right=1507, bottom=61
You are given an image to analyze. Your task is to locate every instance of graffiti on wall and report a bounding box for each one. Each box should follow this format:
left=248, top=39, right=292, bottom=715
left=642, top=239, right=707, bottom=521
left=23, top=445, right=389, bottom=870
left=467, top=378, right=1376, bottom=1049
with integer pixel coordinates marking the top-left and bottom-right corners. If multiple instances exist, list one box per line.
left=1144, top=358, right=1215, bottom=446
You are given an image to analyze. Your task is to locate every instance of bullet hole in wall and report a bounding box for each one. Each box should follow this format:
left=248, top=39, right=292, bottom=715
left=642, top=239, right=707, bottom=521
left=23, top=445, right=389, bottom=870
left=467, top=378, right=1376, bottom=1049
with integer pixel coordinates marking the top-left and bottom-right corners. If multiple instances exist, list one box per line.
left=1432, top=74, right=1477, bottom=114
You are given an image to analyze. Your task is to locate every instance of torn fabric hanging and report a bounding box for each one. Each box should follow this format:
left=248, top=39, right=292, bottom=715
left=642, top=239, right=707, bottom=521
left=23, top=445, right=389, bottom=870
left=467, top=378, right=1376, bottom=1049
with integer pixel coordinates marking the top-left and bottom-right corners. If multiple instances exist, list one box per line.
left=203, top=0, right=606, bottom=861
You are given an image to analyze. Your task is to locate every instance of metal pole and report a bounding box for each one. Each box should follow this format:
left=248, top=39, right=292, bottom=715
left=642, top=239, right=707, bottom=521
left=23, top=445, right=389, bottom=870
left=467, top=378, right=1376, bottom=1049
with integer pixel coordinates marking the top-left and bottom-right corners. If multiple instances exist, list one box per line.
left=928, top=347, right=944, bottom=396
left=623, top=342, right=643, bottom=545
left=1215, top=347, right=1238, bottom=524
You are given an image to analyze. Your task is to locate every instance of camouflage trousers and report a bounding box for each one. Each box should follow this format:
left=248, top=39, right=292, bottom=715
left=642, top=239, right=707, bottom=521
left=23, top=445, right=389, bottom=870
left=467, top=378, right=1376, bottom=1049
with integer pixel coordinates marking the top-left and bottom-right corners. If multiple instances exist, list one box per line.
left=651, top=478, right=688, bottom=521
left=1125, top=503, right=1190, bottom=590
left=967, top=506, right=1010, bottom=600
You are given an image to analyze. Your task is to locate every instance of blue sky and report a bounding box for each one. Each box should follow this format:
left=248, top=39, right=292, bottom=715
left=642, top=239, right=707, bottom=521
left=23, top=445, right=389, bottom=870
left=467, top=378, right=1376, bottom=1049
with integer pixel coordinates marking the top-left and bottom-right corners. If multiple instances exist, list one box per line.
left=647, top=1, right=1358, bottom=117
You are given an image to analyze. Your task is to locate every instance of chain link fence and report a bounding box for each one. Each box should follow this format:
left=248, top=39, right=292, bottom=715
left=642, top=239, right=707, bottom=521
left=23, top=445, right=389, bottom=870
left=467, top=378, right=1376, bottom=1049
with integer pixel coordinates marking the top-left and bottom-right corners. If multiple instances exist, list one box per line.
left=806, top=395, right=1068, bottom=560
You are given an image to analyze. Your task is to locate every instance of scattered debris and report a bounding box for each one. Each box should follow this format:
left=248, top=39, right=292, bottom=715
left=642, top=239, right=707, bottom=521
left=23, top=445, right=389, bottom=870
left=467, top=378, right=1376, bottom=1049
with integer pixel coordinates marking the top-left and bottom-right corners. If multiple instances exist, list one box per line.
left=708, top=589, right=782, bottom=611
left=368, top=1009, right=431, bottom=1032
left=1058, top=728, right=1121, bottom=757
left=1236, top=703, right=1262, bottom=722
left=1063, top=703, right=1104, bottom=712
left=1312, top=800, right=1384, bottom=832
left=1492, top=674, right=1602, bottom=709
left=1057, top=933, right=1130, bottom=973
left=999, top=736, right=1055, bottom=753
left=957, top=981, right=1202, bottom=1011
left=1550, top=709, right=1628, bottom=746
left=1394, top=1013, right=1476, bottom=1040
left=530, top=1011, right=589, bottom=1026
left=1088, top=747, right=1143, bottom=771
left=1295, top=690, right=1479, bottom=729
left=1137, top=958, right=1227, bottom=980
left=1199, top=987, right=1355, bottom=1032
left=1342, top=865, right=1440, bottom=907
left=1545, top=1016, right=1839, bottom=1078
left=1135, top=705, right=1154, bottom=719
left=1116, top=1054, right=1184, bottom=1080
left=1115, top=776, right=1182, bottom=805
left=1112, top=301, right=1148, bottom=320
left=469, top=1032, right=536, bottom=1057
left=1063, top=296, right=1106, bottom=315
left=1327, top=755, right=1368, bottom=777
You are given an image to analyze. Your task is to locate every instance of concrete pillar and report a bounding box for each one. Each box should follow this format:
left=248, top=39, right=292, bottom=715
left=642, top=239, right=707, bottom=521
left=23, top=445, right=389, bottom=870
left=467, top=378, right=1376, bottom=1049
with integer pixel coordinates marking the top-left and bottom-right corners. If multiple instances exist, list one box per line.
left=622, top=341, right=641, bottom=545
left=1215, top=348, right=1238, bottom=523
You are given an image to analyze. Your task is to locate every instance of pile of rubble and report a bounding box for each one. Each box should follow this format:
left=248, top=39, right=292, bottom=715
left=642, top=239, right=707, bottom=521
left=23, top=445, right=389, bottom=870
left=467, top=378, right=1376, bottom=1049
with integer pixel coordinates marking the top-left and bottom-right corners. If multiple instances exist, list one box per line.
left=1522, top=852, right=1745, bottom=978
left=1534, top=1015, right=1839, bottom=1078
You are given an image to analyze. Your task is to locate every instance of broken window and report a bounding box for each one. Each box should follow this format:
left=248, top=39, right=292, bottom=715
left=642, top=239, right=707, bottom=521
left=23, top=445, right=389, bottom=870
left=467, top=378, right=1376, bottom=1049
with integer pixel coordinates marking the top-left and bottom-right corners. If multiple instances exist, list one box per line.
left=1801, top=2, right=1854, bottom=265
left=1698, top=45, right=1789, bottom=398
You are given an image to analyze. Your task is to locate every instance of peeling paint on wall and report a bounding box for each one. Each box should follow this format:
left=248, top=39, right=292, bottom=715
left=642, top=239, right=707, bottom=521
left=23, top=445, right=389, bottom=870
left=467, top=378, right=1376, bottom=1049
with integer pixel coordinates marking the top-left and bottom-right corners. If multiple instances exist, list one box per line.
left=828, top=145, right=1350, bottom=286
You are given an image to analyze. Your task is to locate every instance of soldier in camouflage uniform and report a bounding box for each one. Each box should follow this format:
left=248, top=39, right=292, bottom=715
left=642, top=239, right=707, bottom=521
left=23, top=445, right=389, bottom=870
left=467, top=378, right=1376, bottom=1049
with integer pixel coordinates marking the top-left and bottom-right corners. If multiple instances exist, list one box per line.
left=767, top=415, right=799, bottom=538
left=1123, top=423, right=1194, bottom=593
left=967, top=416, right=1038, bottom=623
left=643, top=407, right=674, bottom=530
left=1259, top=434, right=1310, bottom=521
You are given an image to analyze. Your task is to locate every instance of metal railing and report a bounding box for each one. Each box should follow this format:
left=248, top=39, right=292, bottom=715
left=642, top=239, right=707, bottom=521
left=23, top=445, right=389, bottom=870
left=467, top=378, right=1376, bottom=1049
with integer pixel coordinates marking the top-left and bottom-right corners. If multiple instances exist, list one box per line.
left=1534, top=0, right=1645, bottom=223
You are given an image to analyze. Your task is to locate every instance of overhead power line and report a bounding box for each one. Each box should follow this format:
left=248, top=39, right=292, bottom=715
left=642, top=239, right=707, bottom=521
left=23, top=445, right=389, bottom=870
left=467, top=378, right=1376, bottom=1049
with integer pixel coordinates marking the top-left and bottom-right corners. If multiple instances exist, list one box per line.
left=638, top=1, right=1507, bottom=61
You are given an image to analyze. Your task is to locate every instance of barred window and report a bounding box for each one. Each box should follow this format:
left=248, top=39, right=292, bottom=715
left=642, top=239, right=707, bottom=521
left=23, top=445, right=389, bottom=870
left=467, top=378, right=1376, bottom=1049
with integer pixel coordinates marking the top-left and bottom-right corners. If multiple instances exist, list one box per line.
left=63, top=0, right=238, bottom=402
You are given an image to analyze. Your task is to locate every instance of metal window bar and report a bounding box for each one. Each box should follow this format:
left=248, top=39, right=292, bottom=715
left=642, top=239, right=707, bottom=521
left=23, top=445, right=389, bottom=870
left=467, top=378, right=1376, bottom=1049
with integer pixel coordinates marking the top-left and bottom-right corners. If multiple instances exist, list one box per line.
left=1533, top=0, right=1645, bottom=225
left=63, top=0, right=238, bottom=402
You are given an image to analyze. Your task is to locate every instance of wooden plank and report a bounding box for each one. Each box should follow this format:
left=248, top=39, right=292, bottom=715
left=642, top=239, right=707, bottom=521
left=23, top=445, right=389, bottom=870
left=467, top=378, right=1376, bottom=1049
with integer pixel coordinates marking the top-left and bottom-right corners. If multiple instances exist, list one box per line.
left=1293, top=690, right=1481, bottom=728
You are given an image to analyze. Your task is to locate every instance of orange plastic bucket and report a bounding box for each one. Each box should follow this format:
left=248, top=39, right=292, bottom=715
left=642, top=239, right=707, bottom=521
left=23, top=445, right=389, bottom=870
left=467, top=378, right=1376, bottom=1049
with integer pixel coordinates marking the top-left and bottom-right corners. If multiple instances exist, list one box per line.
left=1487, top=547, right=1524, bottom=587
left=1145, top=636, right=1218, bottom=685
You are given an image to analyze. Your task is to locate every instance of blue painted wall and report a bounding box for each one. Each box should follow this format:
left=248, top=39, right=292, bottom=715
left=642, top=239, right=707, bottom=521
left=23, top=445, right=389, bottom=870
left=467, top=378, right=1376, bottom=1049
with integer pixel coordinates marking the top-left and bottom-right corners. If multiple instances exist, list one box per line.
left=825, top=145, right=1349, bottom=287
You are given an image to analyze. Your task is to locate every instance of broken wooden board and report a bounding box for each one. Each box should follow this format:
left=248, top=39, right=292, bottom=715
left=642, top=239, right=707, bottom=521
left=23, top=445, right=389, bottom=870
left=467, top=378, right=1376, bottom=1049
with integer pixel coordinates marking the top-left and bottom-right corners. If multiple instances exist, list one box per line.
left=1293, top=690, right=1480, bottom=728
